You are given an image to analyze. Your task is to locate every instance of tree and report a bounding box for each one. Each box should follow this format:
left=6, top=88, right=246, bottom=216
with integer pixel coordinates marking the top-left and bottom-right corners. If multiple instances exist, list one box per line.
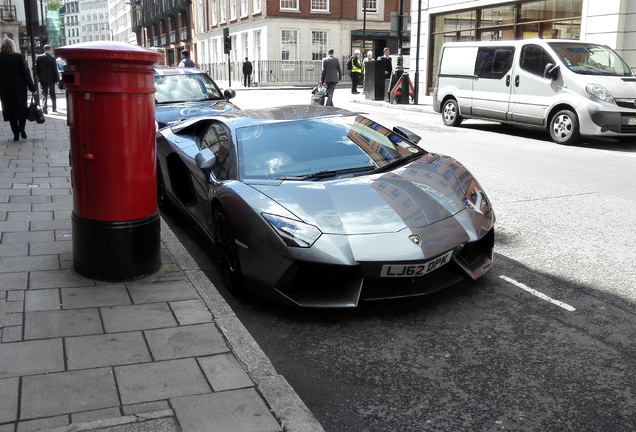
left=48, top=0, right=62, bottom=11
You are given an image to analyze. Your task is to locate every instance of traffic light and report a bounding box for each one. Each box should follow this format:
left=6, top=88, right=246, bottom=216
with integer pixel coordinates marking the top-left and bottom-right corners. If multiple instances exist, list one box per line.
left=223, top=27, right=231, bottom=54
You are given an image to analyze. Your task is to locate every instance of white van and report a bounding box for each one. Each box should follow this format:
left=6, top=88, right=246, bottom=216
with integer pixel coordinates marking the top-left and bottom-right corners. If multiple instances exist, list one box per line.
left=433, top=39, right=636, bottom=144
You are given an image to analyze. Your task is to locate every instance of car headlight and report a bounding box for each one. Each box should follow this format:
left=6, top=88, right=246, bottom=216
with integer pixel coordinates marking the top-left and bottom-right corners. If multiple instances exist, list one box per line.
left=586, top=84, right=615, bottom=104
left=463, top=180, right=492, bottom=216
left=262, top=213, right=322, bottom=248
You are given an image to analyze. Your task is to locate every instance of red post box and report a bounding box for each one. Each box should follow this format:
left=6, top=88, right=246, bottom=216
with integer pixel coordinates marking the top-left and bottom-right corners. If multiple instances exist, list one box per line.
left=56, top=41, right=162, bottom=282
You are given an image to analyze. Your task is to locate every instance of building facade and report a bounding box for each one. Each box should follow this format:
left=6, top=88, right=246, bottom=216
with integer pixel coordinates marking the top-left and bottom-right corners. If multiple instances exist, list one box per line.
left=410, top=0, right=636, bottom=96
left=79, top=0, right=110, bottom=42
left=60, top=0, right=80, bottom=46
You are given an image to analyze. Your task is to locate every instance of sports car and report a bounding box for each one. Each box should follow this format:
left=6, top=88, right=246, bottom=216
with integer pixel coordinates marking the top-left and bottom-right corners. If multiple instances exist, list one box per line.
left=154, top=66, right=238, bottom=129
left=156, top=105, right=495, bottom=307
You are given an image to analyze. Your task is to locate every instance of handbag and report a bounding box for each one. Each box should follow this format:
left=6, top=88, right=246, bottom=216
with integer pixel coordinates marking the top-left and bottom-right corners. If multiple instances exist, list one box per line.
left=27, top=96, right=45, bottom=124
left=310, top=84, right=327, bottom=106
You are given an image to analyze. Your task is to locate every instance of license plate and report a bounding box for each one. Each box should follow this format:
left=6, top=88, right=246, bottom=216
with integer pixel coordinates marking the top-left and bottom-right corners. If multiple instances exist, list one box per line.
left=380, top=251, right=453, bottom=278
left=628, top=118, right=636, bottom=125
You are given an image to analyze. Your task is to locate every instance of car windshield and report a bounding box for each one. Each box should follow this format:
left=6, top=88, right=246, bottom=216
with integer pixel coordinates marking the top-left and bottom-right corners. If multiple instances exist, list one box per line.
left=548, top=42, right=633, bottom=76
left=236, top=115, right=425, bottom=180
left=154, top=73, right=223, bottom=104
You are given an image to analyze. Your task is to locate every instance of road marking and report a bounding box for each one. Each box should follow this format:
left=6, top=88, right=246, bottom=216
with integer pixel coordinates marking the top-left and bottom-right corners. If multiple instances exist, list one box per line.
left=500, top=275, right=576, bottom=312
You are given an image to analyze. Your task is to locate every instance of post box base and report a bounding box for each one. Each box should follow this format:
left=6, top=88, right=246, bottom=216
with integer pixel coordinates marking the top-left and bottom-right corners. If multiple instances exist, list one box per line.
left=72, top=212, right=161, bottom=282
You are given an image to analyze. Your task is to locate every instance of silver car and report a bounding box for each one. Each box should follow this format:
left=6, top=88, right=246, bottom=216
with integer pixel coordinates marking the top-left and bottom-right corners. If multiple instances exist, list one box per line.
left=156, top=105, right=495, bottom=307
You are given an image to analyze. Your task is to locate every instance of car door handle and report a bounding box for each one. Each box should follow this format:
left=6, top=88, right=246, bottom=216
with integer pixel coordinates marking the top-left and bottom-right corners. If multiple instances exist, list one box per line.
left=506, top=75, right=510, bottom=87
left=515, top=75, right=520, bottom=87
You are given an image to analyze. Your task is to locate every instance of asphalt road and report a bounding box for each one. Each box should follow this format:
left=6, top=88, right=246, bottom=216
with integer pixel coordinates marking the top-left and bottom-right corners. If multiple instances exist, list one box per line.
left=161, top=88, right=636, bottom=431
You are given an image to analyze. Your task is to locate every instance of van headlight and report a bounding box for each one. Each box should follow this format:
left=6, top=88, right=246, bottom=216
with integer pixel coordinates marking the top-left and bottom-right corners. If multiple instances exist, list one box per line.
left=586, top=84, right=615, bottom=104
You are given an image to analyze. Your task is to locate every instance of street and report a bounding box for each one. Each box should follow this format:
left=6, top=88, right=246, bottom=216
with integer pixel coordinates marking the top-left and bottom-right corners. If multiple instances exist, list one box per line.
left=161, top=86, right=636, bottom=431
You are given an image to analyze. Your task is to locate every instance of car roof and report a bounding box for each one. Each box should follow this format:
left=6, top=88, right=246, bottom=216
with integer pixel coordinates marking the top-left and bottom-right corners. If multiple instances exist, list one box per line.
left=154, top=65, right=206, bottom=76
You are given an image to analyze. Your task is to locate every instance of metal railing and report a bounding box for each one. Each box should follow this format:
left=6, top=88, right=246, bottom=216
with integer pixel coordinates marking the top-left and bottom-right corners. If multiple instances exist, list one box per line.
left=201, top=58, right=351, bottom=86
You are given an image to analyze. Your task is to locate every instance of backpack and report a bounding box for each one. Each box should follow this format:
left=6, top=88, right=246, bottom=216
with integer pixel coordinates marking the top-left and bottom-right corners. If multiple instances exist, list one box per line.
left=346, top=56, right=353, bottom=72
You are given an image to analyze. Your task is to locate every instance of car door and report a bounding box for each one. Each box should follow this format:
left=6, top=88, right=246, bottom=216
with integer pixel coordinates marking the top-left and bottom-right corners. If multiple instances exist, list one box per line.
left=471, top=46, right=515, bottom=121
left=509, top=43, right=559, bottom=125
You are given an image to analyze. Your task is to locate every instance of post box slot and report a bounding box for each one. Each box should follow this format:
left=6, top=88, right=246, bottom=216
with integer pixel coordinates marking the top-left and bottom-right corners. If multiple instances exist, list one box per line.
left=62, top=72, right=80, bottom=86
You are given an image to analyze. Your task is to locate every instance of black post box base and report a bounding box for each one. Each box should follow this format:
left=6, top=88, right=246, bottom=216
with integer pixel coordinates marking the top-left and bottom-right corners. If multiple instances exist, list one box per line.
left=72, top=212, right=161, bottom=282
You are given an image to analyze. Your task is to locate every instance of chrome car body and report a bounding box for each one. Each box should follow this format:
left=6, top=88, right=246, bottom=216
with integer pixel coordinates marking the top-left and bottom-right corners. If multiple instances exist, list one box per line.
left=156, top=105, right=495, bottom=307
left=154, top=66, right=238, bottom=129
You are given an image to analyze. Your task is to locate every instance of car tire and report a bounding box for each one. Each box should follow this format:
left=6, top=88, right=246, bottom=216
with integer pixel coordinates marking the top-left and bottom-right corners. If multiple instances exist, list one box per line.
left=442, top=98, right=463, bottom=126
left=213, top=206, right=243, bottom=293
left=550, top=109, right=580, bottom=145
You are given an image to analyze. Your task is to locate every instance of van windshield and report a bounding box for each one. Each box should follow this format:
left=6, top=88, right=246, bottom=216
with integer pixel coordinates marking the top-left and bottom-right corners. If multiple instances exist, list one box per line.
left=548, top=42, right=633, bottom=76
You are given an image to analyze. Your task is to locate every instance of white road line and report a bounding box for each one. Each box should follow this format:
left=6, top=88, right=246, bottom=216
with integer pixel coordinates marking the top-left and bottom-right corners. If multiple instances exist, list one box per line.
left=499, top=275, right=576, bottom=312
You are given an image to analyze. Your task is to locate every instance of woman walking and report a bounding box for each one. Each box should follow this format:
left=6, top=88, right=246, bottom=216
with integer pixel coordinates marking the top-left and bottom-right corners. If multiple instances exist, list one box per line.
left=0, top=38, right=36, bottom=141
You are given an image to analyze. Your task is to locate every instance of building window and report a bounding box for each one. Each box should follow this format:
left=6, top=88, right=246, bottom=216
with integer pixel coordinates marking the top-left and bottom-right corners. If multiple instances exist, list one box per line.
left=220, top=0, right=226, bottom=22
left=230, top=0, right=236, bottom=20
left=364, top=0, right=376, bottom=13
left=311, top=0, right=328, bottom=12
left=241, top=0, right=248, bottom=17
left=311, top=31, right=327, bottom=60
left=211, top=0, right=217, bottom=26
left=253, top=0, right=261, bottom=14
left=242, top=33, right=248, bottom=59
left=281, top=30, right=298, bottom=60
left=280, top=0, right=298, bottom=11
left=231, top=35, right=237, bottom=61
left=254, top=30, right=261, bottom=60
left=212, top=38, right=218, bottom=62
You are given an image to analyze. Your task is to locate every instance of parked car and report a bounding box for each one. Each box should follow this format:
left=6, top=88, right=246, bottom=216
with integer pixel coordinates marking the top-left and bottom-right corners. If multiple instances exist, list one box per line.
left=434, top=38, right=636, bottom=144
left=154, top=66, right=238, bottom=129
left=156, top=105, right=495, bottom=307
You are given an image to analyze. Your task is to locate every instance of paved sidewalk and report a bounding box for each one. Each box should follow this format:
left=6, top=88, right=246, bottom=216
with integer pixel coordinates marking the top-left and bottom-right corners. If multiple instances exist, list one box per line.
left=0, top=95, right=324, bottom=432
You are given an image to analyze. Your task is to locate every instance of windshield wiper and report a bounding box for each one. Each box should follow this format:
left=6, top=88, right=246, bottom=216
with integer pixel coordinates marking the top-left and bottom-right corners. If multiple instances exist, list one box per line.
left=277, top=166, right=375, bottom=181
left=369, top=151, right=425, bottom=174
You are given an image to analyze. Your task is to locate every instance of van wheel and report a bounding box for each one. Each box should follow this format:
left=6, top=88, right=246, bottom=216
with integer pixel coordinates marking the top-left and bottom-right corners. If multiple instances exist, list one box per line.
left=550, top=110, right=580, bottom=145
left=442, top=99, right=463, bottom=126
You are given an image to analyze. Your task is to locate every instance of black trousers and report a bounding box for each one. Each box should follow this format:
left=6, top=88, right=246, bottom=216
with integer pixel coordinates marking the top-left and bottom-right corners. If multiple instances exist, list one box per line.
left=351, top=72, right=361, bottom=93
left=40, top=81, right=56, bottom=110
left=9, top=118, right=26, bottom=136
left=243, top=74, right=251, bottom=87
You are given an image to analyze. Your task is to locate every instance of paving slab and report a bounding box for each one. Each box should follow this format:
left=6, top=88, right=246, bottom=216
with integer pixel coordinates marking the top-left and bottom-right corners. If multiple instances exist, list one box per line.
left=126, top=280, right=199, bottom=304
left=25, top=289, right=61, bottom=311
left=170, top=388, right=282, bottom=432
left=0, top=377, right=19, bottom=423
left=0, top=339, right=64, bottom=378
left=20, top=368, right=119, bottom=419
left=115, top=358, right=210, bottom=405
left=100, top=303, right=177, bottom=333
left=199, top=353, right=254, bottom=392
left=169, top=299, right=212, bottom=325
left=144, top=323, right=228, bottom=361
left=24, top=309, right=102, bottom=339
left=65, top=332, right=152, bottom=370
left=60, top=285, right=131, bottom=309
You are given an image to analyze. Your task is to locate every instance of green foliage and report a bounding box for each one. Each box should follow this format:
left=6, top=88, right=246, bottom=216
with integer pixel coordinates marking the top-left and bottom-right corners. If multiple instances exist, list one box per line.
left=48, top=0, right=62, bottom=10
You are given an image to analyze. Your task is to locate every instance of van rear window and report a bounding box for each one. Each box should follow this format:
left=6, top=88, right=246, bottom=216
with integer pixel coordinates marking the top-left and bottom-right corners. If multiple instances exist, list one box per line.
left=474, top=47, right=515, bottom=79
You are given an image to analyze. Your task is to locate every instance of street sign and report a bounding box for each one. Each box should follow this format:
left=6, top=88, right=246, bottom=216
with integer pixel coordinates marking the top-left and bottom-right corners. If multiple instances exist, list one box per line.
left=391, top=75, right=415, bottom=96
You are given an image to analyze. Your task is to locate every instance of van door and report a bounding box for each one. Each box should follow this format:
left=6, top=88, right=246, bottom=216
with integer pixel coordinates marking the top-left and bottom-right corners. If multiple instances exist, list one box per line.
left=509, top=44, right=559, bottom=125
left=471, top=46, right=515, bottom=121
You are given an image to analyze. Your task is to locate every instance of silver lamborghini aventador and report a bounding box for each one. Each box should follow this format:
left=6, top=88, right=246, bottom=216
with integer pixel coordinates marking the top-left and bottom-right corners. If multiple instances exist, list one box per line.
left=156, top=105, right=495, bottom=307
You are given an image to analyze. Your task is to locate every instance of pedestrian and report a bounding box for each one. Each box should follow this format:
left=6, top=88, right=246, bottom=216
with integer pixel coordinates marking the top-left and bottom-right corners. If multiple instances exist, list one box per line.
left=350, top=49, right=362, bottom=94
left=377, top=47, right=392, bottom=78
left=320, top=48, right=342, bottom=107
left=362, top=50, right=373, bottom=88
left=35, top=44, right=59, bottom=114
left=178, top=50, right=195, bottom=68
left=242, top=57, right=253, bottom=87
left=0, top=38, right=36, bottom=141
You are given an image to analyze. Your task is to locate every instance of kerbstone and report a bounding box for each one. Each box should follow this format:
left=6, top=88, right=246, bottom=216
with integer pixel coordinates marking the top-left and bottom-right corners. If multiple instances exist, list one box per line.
left=20, top=368, right=119, bottom=419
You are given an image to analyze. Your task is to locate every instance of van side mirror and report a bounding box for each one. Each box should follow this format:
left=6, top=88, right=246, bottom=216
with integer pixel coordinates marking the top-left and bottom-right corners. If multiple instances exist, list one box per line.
left=544, top=63, right=559, bottom=80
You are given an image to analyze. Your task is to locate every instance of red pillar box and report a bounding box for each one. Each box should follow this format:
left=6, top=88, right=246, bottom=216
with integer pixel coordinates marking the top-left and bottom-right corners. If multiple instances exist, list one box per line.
left=56, top=42, right=162, bottom=282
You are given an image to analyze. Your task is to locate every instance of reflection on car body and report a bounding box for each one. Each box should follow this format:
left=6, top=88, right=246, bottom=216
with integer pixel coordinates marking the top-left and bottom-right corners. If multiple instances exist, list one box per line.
left=156, top=105, right=495, bottom=307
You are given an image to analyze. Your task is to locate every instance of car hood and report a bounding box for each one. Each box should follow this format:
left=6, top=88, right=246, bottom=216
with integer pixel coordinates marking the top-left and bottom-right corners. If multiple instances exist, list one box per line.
left=155, top=100, right=237, bottom=127
left=250, top=158, right=467, bottom=235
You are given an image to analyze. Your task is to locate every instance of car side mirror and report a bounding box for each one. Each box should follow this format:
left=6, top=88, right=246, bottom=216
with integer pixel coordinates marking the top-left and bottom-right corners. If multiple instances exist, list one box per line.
left=393, top=126, right=421, bottom=144
left=544, top=63, right=559, bottom=80
left=195, top=148, right=216, bottom=171
left=224, top=88, right=236, bottom=100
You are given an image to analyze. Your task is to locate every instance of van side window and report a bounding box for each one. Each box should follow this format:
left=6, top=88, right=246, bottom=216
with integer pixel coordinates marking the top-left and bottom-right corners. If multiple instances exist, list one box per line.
left=520, top=45, right=553, bottom=77
left=474, top=47, right=514, bottom=79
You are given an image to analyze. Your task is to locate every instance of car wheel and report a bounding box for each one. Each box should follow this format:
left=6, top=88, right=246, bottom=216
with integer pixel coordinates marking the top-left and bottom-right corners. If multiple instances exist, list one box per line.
left=550, top=109, right=580, bottom=145
left=442, top=98, right=463, bottom=126
left=213, top=206, right=243, bottom=292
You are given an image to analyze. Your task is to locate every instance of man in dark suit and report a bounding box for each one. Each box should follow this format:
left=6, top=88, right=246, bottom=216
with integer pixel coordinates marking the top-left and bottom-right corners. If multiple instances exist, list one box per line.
left=377, top=47, right=392, bottom=78
left=320, top=48, right=342, bottom=106
left=35, top=44, right=59, bottom=113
